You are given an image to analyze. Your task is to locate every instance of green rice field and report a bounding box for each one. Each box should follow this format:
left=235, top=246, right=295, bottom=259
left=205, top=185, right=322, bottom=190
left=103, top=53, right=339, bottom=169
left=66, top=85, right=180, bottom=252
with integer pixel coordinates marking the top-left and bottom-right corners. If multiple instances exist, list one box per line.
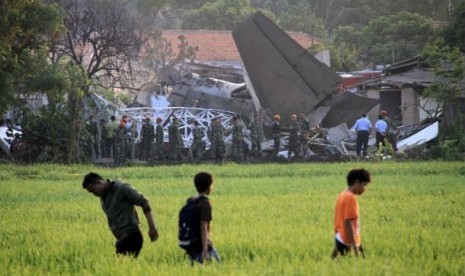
left=0, top=161, right=464, bottom=275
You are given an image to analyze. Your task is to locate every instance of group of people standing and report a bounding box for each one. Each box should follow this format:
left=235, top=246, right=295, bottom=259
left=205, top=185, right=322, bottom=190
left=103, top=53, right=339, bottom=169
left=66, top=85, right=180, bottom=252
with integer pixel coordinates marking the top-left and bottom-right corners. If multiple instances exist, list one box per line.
left=353, top=110, right=398, bottom=157
left=85, top=111, right=318, bottom=165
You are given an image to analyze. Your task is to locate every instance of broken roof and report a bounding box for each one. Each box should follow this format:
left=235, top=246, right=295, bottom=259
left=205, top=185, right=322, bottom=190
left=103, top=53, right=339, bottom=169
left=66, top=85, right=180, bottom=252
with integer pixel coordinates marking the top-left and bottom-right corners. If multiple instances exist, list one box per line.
left=382, top=67, right=435, bottom=87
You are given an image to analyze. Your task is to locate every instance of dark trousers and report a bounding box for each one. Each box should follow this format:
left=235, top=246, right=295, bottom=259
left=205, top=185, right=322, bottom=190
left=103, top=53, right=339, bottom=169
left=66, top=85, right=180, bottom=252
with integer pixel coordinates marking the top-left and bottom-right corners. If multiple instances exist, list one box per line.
left=115, top=231, right=143, bottom=257
left=356, top=130, right=369, bottom=156
left=375, top=132, right=386, bottom=149
left=105, top=138, right=115, bottom=158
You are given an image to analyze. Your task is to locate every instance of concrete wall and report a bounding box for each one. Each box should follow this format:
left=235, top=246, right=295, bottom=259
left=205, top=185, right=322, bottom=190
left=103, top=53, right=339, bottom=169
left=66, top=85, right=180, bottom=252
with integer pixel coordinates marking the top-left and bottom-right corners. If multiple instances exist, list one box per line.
left=363, top=87, right=439, bottom=126
left=400, top=87, right=418, bottom=125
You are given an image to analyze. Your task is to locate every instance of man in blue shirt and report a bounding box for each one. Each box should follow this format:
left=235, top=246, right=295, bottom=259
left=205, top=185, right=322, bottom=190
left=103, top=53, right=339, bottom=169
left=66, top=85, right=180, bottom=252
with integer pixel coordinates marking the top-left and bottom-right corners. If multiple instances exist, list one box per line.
left=353, top=113, right=372, bottom=156
left=374, top=114, right=388, bottom=150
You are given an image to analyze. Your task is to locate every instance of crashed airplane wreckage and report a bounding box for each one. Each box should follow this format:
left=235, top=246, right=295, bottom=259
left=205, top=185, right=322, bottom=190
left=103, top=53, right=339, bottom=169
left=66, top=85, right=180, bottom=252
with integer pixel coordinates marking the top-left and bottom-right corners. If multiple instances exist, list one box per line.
left=232, top=12, right=379, bottom=129
left=0, top=13, right=439, bottom=160
left=144, top=12, right=439, bottom=159
left=163, top=12, right=381, bottom=159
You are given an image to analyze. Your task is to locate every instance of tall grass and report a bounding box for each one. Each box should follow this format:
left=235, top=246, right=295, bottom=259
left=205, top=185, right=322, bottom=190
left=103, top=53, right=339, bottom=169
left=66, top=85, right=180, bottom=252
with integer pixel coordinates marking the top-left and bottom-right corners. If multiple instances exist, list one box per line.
left=0, top=162, right=464, bottom=275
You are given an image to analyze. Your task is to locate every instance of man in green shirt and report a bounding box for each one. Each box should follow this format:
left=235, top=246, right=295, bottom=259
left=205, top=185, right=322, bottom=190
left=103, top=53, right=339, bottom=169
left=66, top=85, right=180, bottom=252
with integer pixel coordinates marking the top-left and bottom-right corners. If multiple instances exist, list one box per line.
left=105, top=116, right=119, bottom=158
left=82, top=172, right=159, bottom=257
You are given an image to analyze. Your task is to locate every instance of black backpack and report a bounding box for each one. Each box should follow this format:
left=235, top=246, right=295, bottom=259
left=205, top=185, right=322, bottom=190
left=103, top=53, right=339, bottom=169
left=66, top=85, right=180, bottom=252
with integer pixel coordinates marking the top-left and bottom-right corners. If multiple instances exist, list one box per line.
left=178, top=196, right=207, bottom=252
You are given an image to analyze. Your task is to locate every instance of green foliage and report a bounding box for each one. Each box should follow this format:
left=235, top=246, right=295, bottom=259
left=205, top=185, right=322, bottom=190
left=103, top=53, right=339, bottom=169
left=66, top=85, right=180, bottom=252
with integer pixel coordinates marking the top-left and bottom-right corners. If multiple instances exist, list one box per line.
left=20, top=105, right=74, bottom=163
left=442, top=1, right=465, bottom=52
left=278, top=4, right=327, bottom=38
left=16, top=64, right=89, bottom=163
left=362, top=11, right=435, bottom=64
left=0, top=162, right=464, bottom=274
left=422, top=38, right=465, bottom=160
left=181, top=0, right=255, bottom=30
left=0, top=0, right=63, bottom=116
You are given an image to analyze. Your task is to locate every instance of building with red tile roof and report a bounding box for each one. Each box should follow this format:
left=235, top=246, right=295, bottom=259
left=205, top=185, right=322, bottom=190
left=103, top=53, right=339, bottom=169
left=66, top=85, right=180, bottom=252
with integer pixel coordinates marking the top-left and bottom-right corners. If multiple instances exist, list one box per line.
left=161, top=30, right=322, bottom=62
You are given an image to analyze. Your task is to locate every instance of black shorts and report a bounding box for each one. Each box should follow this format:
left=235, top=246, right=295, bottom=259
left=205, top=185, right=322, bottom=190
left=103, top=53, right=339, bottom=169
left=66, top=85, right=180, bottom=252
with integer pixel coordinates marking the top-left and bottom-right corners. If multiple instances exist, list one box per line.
left=115, top=231, right=143, bottom=257
left=335, top=238, right=364, bottom=256
left=335, top=238, right=351, bottom=256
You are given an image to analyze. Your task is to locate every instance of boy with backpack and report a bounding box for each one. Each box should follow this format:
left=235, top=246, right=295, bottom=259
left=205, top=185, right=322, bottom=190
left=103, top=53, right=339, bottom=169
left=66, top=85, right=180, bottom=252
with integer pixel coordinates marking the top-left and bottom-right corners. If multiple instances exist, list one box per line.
left=178, top=172, right=220, bottom=264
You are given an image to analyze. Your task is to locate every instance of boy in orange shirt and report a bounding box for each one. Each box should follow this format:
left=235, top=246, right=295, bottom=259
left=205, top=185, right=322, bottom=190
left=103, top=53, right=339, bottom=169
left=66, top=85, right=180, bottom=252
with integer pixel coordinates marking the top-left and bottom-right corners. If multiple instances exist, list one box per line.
left=332, top=168, right=371, bottom=259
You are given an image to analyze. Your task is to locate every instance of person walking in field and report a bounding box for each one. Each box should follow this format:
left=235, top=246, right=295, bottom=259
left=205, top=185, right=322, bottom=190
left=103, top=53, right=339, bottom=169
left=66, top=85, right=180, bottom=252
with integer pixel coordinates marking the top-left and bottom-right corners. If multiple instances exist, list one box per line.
left=178, top=172, right=219, bottom=265
left=82, top=172, right=159, bottom=257
left=332, top=168, right=371, bottom=259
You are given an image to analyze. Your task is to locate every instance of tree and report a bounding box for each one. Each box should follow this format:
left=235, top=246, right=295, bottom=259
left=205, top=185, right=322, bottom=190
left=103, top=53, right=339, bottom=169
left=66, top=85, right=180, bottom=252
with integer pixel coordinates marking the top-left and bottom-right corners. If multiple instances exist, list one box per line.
left=20, top=63, right=89, bottom=163
left=443, top=1, right=465, bottom=53
left=423, top=39, right=464, bottom=129
left=0, top=0, right=63, bottom=116
left=278, top=4, right=327, bottom=38
left=422, top=38, right=465, bottom=159
left=181, top=0, right=255, bottom=30
left=135, top=32, right=198, bottom=93
left=49, top=0, right=144, bottom=92
left=328, top=25, right=364, bottom=71
left=362, top=11, right=435, bottom=64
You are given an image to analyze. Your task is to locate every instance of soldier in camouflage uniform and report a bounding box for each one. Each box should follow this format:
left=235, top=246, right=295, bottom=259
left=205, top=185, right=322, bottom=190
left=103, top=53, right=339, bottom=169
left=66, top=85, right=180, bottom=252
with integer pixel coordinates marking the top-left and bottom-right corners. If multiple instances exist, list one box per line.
left=190, top=121, right=205, bottom=161
left=154, top=117, right=165, bottom=161
left=271, top=114, right=281, bottom=157
left=208, top=117, right=225, bottom=161
left=86, top=115, right=99, bottom=159
left=99, top=119, right=107, bottom=158
left=249, top=114, right=262, bottom=157
left=140, top=116, right=155, bottom=161
left=231, top=116, right=244, bottom=162
left=297, top=113, right=310, bottom=157
left=105, top=115, right=118, bottom=158
left=168, top=117, right=182, bottom=161
left=114, top=121, right=128, bottom=165
left=124, top=116, right=137, bottom=160
left=288, top=114, right=301, bottom=158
